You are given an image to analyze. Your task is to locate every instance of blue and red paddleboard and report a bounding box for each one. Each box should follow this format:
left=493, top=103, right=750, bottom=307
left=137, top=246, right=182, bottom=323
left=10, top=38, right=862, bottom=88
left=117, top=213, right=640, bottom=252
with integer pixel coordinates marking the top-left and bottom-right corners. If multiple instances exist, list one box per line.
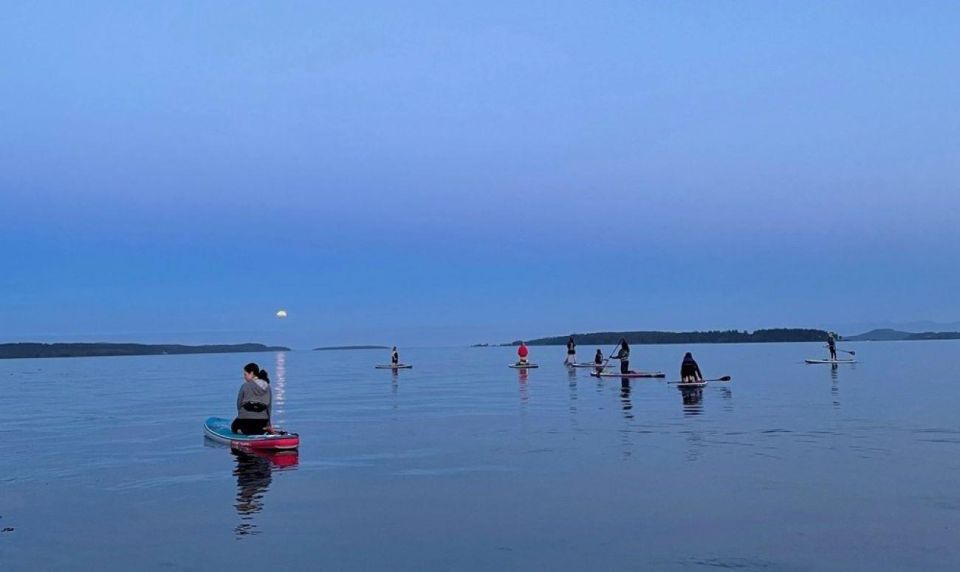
left=203, top=417, right=300, bottom=451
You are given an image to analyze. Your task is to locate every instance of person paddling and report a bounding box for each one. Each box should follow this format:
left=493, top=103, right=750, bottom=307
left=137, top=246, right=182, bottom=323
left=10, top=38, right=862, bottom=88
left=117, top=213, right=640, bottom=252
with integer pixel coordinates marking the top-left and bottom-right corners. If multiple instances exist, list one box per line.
left=565, top=336, right=576, bottom=366
left=827, top=333, right=837, bottom=361
left=680, top=352, right=703, bottom=383
left=391, top=346, right=400, bottom=366
left=517, top=341, right=529, bottom=366
left=232, top=363, right=272, bottom=435
left=614, top=339, right=631, bottom=375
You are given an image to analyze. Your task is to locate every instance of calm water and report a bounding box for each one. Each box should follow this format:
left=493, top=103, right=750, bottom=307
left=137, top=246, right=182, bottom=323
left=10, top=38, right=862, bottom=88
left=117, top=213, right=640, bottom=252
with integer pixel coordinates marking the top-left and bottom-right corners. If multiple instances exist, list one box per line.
left=2, top=341, right=959, bottom=570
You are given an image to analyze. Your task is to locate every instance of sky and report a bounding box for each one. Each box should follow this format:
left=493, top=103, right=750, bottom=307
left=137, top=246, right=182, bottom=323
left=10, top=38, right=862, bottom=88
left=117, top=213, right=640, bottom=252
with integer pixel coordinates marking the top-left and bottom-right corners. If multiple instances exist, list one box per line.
left=1, top=1, right=958, bottom=348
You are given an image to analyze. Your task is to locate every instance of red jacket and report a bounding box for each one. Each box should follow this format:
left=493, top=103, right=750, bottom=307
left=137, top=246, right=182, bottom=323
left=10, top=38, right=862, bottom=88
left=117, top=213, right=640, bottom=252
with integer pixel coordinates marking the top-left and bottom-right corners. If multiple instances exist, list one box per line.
left=518, top=345, right=529, bottom=357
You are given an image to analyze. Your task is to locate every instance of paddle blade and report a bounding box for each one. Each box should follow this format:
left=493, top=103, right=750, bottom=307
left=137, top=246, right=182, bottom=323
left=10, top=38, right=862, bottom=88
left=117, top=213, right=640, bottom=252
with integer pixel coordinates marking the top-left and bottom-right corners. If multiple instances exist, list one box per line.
left=718, top=375, right=732, bottom=381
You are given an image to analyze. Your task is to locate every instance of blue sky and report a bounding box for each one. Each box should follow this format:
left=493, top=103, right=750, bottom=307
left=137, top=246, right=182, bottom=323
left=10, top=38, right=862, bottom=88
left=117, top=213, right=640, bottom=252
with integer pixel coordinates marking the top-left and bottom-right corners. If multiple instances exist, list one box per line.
left=2, top=1, right=958, bottom=347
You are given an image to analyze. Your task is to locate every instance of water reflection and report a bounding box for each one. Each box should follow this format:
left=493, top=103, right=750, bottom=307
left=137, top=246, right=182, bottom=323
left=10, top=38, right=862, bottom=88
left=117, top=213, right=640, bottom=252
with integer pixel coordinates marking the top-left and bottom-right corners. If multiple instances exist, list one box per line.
left=273, top=352, right=287, bottom=427
left=679, top=387, right=703, bottom=416
left=620, top=380, right=633, bottom=420
left=517, top=369, right=529, bottom=405
left=831, top=364, right=840, bottom=408
left=568, top=371, right=579, bottom=425
left=232, top=448, right=299, bottom=539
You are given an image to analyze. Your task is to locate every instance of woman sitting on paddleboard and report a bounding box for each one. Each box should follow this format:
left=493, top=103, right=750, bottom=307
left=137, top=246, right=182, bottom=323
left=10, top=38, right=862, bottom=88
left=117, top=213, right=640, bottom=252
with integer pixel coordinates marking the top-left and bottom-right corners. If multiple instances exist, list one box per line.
left=565, top=336, right=576, bottom=365
left=517, top=341, right=529, bottom=365
left=232, top=362, right=272, bottom=435
left=391, top=346, right=399, bottom=365
left=594, top=348, right=604, bottom=367
left=614, top=339, right=630, bottom=375
left=680, top=352, right=703, bottom=382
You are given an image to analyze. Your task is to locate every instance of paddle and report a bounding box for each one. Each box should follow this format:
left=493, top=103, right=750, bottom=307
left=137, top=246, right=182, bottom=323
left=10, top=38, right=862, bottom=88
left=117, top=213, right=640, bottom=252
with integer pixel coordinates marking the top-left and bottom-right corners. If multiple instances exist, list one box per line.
left=600, top=345, right=620, bottom=370
left=825, top=345, right=856, bottom=356
left=667, top=375, right=732, bottom=385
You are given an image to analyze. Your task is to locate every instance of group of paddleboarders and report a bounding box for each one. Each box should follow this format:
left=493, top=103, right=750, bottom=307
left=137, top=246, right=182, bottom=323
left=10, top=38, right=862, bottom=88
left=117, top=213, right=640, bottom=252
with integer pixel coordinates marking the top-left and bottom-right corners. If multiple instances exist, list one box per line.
left=232, top=362, right=273, bottom=435
left=523, top=336, right=705, bottom=381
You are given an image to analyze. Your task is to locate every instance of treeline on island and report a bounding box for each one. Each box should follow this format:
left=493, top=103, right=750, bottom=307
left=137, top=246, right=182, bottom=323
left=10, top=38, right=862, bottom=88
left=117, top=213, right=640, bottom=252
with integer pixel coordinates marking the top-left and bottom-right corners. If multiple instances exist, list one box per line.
left=0, top=343, right=290, bottom=360
left=507, top=329, right=832, bottom=346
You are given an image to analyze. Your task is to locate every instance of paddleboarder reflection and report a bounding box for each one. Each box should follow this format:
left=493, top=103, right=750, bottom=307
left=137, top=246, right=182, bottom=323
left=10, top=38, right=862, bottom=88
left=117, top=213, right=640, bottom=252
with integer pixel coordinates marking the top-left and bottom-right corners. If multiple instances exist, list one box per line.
left=620, top=380, right=633, bottom=420
left=679, top=386, right=703, bottom=416
left=232, top=448, right=299, bottom=538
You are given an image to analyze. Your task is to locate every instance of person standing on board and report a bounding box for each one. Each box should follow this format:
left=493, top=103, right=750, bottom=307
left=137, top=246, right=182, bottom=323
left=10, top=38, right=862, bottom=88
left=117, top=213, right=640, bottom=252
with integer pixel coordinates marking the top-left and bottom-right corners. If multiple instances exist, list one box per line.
left=827, top=333, right=837, bottom=361
left=517, top=341, right=529, bottom=365
left=614, top=339, right=631, bottom=375
left=391, top=346, right=400, bottom=366
left=565, top=336, right=576, bottom=366
left=680, top=352, right=703, bottom=382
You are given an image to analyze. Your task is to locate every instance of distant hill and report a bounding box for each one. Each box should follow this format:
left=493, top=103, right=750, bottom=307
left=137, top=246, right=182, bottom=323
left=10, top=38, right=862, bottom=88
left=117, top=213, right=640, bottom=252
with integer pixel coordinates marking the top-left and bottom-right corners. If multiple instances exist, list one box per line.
left=507, top=329, right=831, bottom=346
left=0, top=342, right=290, bottom=360
left=845, top=329, right=960, bottom=341
left=313, top=345, right=389, bottom=351
left=844, top=329, right=912, bottom=341
left=904, top=331, right=960, bottom=341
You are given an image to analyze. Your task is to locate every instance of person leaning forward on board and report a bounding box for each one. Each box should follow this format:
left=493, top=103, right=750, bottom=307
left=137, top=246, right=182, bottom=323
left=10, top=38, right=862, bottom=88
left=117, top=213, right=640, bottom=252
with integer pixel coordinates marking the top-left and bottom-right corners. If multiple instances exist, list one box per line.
left=232, top=362, right=272, bottom=435
left=680, top=352, right=703, bottom=382
left=517, top=341, right=529, bottom=365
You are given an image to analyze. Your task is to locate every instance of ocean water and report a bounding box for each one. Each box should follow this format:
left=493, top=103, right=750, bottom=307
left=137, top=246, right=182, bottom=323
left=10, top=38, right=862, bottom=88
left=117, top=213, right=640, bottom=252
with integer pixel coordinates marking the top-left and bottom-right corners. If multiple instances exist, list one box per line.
left=1, top=341, right=958, bottom=570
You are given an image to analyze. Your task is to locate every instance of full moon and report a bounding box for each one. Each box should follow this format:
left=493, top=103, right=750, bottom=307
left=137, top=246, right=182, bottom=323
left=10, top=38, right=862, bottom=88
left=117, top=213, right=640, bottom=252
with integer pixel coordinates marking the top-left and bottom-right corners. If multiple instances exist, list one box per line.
left=276, top=310, right=288, bottom=319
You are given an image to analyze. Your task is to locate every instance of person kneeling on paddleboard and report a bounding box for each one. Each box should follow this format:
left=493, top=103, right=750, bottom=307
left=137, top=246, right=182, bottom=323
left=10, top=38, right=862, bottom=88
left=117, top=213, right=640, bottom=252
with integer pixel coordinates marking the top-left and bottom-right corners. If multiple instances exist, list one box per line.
left=594, top=348, right=604, bottom=367
left=565, top=336, right=576, bottom=365
left=680, top=352, right=703, bottom=383
left=614, top=339, right=631, bottom=375
left=391, top=346, right=399, bottom=366
left=827, top=333, right=837, bottom=361
left=232, top=362, right=272, bottom=435
left=517, top=341, right=529, bottom=365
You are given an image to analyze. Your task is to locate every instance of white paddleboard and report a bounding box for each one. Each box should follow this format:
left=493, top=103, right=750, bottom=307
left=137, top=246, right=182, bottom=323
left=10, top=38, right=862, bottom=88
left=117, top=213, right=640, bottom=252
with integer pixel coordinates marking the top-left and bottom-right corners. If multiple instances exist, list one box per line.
left=590, top=371, right=665, bottom=379
left=376, top=364, right=413, bottom=369
left=509, top=363, right=539, bottom=369
left=804, top=359, right=857, bottom=364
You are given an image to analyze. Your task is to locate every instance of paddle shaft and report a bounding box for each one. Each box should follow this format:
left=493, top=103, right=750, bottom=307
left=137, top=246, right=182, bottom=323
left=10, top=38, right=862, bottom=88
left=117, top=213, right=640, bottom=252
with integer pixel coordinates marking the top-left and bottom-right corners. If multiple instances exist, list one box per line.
left=825, top=345, right=855, bottom=356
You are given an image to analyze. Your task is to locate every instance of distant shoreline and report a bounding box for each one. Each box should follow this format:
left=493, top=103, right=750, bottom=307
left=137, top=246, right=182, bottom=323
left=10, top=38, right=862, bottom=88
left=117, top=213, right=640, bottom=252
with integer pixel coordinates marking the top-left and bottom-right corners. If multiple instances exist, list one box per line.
left=0, top=342, right=290, bottom=360
left=496, top=328, right=960, bottom=347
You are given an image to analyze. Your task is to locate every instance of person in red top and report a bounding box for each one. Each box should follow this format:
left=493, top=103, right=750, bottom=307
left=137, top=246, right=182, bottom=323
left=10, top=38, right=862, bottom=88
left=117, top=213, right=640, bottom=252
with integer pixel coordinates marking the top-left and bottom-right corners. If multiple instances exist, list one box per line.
left=517, top=341, right=529, bottom=365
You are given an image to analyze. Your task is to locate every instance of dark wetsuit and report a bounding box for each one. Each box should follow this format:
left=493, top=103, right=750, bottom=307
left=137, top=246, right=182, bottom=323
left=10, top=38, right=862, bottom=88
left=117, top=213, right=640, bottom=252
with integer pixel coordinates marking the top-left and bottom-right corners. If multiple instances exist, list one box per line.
left=392, top=351, right=399, bottom=365
left=828, top=338, right=837, bottom=360
left=616, top=347, right=630, bottom=374
left=681, top=357, right=702, bottom=381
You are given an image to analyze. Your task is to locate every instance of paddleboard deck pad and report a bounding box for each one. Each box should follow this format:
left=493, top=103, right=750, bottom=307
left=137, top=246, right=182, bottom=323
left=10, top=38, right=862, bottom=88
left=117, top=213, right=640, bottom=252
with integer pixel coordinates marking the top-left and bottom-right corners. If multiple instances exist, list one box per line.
left=676, top=381, right=708, bottom=388
left=376, top=364, right=413, bottom=369
left=203, top=417, right=299, bottom=451
left=590, top=371, right=666, bottom=378
left=805, top=359, right=857, bottom=364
